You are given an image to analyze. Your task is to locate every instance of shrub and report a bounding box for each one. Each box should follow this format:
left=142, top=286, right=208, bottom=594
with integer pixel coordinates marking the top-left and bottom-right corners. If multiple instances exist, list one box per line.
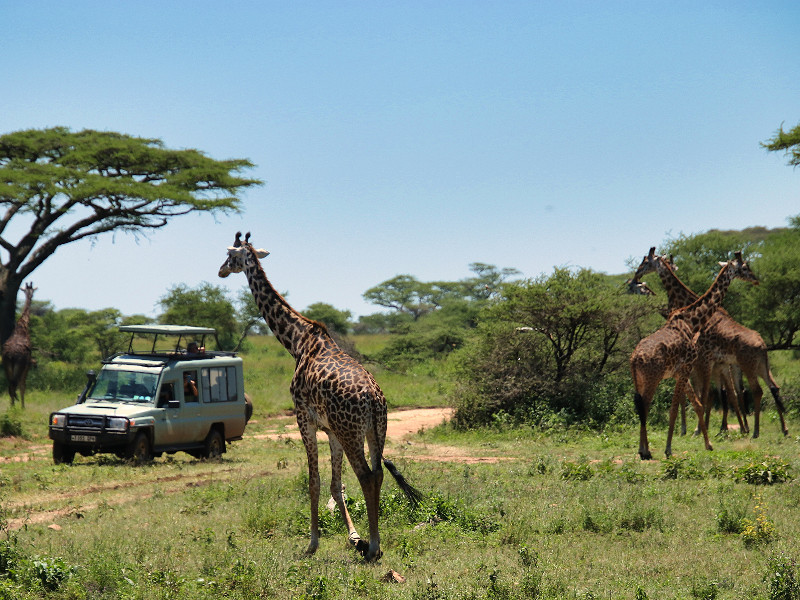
left=734, top=459, right=794, bottom=485
left=0, top=414, right=22, bottom=438
left=741, top=495, right=776, bottom=548
left=765, top=554, right=800, bottom=600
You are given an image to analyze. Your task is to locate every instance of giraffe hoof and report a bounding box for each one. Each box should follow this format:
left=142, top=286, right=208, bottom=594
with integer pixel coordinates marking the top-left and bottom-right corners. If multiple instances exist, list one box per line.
left=355, top=538, right=370, bottom=556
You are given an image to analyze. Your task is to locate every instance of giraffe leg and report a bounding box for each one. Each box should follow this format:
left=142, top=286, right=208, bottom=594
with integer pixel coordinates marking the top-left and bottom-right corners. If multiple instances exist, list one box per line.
left=633, top=391, right=652, bottom=460
left=342, top=442, right=384, bottom=562
left=685, top=379, right=713, bottom=452
left=761, top=364, right=789, bottom=437
left=665, top=381, right=684, bottom=458
left=744, top=373, right=763, bottom=439
left=720, top=366, right=746, bottom=433
left=327, top=434, right=361, bottom=548
left=297, top=414, right=321, bottom=555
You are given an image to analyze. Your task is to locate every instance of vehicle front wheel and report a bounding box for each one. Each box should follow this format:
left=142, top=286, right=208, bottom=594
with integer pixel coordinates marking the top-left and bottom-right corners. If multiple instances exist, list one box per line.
left=53, top=441, right=75, bottom=465
left=202, top=429, right=225, bottom=459
left=126, top=432, right=152, bottom=464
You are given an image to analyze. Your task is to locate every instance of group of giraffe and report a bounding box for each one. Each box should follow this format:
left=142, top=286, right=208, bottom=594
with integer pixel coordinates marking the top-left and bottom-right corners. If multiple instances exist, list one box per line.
left=627, top=247, right=788, bottom=460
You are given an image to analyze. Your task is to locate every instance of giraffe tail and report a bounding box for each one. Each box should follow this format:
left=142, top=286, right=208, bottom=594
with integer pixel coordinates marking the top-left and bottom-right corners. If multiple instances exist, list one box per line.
left=383, top=458, right=423, bottom=509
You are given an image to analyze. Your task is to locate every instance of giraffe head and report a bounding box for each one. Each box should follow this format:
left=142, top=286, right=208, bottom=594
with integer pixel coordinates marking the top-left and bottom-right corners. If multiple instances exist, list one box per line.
left=625, top=278, right=656, bottom=296
left=718, top=251, right=759, bottom=286
left=218, top=232, right=269, bottom=278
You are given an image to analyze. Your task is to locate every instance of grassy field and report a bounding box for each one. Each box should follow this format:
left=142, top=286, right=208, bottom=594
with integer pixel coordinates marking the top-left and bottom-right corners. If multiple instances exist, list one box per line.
left=0, top=336, right=799, bottom=599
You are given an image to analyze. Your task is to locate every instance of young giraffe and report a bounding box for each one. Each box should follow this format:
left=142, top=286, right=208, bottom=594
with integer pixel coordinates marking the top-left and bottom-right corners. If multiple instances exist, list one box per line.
left=2, top=282, right=36, bottom=408
left=632, top=248, right=788, bottom=439
left=218, top=232, right=421, bottom=561
left=630, top=253, right=759, bottom=459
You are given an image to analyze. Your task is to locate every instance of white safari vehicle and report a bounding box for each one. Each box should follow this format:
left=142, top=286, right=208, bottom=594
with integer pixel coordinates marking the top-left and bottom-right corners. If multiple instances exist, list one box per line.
left=49, top=325, right=252, bottom=464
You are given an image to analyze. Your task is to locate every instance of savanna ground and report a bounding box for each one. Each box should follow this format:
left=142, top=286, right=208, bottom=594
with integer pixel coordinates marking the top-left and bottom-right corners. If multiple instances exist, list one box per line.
left=0, top=335, right=799, bottom=599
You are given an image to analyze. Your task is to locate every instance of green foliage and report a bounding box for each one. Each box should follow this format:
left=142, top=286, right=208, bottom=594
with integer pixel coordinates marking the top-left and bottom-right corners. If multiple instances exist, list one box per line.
left=762, top=120, right=800, bottom=168
left=765, top=554, right=800, bottom=600
left=303, top=302, right=352, bottom=335
left=741, top=495, right=777, bottom=548
left=744, top=221, right=800, bottom=349
left=733, top=459, right=794, bottom=485
left=0, top=413, right=22, bottom=438
left=158, top=282, right=238, bottom=349
left=451, top=269, right=654, bottom=429
left=373, top=299, right=479, bottom=370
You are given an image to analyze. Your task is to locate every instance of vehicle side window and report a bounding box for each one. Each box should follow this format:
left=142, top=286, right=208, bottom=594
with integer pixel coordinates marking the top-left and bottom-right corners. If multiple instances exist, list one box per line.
left=183, top=370, right=199, bottom=402
left=200, top=367, right=238, bottom=402
left=158, top=382, right=176, bottom=408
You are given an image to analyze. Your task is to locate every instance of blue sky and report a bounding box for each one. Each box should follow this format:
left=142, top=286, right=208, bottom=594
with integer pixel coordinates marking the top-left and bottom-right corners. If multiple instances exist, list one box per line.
left=2, top=1, right=799, bottom=318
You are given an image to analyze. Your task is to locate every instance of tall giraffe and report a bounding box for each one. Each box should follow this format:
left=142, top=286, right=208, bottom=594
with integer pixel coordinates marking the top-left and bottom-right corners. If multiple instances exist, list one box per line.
left=630, top=254, right=758, bottom=459
left=2, top=282, right=36, bottom=408
left=218, top=232, right=421, bottom=561
left=632, top=248, right=788, bottom=439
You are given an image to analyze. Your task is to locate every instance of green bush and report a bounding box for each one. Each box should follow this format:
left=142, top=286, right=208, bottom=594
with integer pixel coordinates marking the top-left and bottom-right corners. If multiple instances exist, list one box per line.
left=765, top=554, right=800, bottom=600
left=0, top=413, right=23, bottom=438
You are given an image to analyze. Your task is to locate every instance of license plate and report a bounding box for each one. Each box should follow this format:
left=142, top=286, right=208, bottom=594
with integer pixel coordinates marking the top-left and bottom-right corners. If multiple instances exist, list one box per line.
left=70, top=434, right=96, bottom=443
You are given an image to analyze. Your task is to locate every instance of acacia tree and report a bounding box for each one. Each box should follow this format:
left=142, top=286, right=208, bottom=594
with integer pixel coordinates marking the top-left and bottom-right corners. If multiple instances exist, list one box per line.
left=762, top=121, right=800, bottom=166
left=0, top=127, right=260, bottom=343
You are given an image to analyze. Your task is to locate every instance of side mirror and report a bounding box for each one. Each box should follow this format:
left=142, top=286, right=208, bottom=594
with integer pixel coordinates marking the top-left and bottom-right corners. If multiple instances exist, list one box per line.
left=168, top=399, right=181, bottom=409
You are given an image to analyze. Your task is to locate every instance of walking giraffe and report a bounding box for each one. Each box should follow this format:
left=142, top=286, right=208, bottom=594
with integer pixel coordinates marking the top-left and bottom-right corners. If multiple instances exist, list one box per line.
left=218, top=232, right=421, bottom=561
left=631, top=247, right=788, bottom=439
left=630, top=253, right=759, bottom=459
left=2, top=282, right=36, bottom=407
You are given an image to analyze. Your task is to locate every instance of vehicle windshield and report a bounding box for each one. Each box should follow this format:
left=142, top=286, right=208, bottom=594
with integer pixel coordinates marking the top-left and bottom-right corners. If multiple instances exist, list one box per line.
left=88, top=370, right=159, bottom=403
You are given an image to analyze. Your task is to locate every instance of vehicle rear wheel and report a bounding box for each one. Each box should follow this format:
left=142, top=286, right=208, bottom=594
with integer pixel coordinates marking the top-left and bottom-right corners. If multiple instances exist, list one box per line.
left=126, top=432, right=152, bottom=464
left=52, top=441, right=75, bottom=465
left=245, top=393, right=253, bottom=423
left=202, top=429, right=225, bottom=459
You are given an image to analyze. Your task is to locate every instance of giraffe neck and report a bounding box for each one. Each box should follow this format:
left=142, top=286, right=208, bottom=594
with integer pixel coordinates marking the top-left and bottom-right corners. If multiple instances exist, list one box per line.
left=655, top=259, right=699, bottom=312
left=242, top=245, right=317, bottom=359
left=13, top=293, right=33, bottom=338
left=671, top=262, right=734, bottom=333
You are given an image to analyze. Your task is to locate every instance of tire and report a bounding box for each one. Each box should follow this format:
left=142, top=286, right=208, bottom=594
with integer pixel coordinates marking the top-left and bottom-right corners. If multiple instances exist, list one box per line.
left=52, top=441, right=75, bottom=465
left=126, top=431, right=153, bottom=464
left=202, top=428, right=225, bottom=459
left=244, top=393, right=253, bottom=423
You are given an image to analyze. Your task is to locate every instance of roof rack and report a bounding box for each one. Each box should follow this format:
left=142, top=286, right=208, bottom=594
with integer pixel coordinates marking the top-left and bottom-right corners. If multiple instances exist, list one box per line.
left=119, top=324, right=221, bottom=355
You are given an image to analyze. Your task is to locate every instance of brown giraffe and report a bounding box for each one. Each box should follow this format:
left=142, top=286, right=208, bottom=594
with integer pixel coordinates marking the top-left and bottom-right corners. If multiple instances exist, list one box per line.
left=630, top=253, right=758, bottom=459
left=631, top=247, right=788, bottom=439
left=218, top=232, right=421, bottom=561
left=2, top=282, right=36, bottom=408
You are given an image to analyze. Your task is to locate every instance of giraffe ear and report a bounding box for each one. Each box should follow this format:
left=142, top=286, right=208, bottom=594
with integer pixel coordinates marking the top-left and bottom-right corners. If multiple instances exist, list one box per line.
left=254, top=248, right=269, bottom=259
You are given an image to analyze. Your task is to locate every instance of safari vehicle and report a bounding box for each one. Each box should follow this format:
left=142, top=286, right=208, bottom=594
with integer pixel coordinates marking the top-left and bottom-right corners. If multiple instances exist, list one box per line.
left=49, top=325, right=252, bottom=465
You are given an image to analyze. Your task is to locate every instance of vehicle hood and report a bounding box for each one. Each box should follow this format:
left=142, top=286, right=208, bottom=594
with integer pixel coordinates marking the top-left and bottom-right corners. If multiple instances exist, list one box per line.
left=56, top=401, right=160, bottom=419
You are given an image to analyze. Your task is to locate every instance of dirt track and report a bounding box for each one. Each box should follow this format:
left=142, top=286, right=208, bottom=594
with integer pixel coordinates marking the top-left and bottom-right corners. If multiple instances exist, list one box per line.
left=253, top=407, right=455, bottom=441
left=4, top=407, right=481, bottom=530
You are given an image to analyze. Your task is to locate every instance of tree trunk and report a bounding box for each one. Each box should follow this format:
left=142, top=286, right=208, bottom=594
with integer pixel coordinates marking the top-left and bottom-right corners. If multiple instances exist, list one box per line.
left=0, top=278, right=23, bottom=345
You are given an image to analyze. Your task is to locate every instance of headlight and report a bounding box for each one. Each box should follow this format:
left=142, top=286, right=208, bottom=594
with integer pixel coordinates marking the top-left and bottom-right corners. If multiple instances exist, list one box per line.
left=106, top=417, right=129, bottom=431
left=51, top=414, right=66, bottom=428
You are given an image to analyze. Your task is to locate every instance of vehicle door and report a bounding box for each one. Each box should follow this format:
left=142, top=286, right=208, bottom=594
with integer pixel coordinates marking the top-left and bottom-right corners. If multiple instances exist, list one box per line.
left=153, top=380, right=182, bottom=446
left=176, top=368, right=205, bottom=442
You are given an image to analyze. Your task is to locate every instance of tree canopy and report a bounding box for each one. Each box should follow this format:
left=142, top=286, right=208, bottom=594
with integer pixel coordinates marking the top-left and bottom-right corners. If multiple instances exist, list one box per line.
left=0, top=127, right=260, bottom=342
left=762, top=121, right=800, bottom=167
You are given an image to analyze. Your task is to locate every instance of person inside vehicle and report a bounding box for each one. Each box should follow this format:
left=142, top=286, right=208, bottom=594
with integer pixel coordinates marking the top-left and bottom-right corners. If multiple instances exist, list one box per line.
left=184, top=371, right=198, bottom=401
left=186, top=341, right=205, bottom=355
